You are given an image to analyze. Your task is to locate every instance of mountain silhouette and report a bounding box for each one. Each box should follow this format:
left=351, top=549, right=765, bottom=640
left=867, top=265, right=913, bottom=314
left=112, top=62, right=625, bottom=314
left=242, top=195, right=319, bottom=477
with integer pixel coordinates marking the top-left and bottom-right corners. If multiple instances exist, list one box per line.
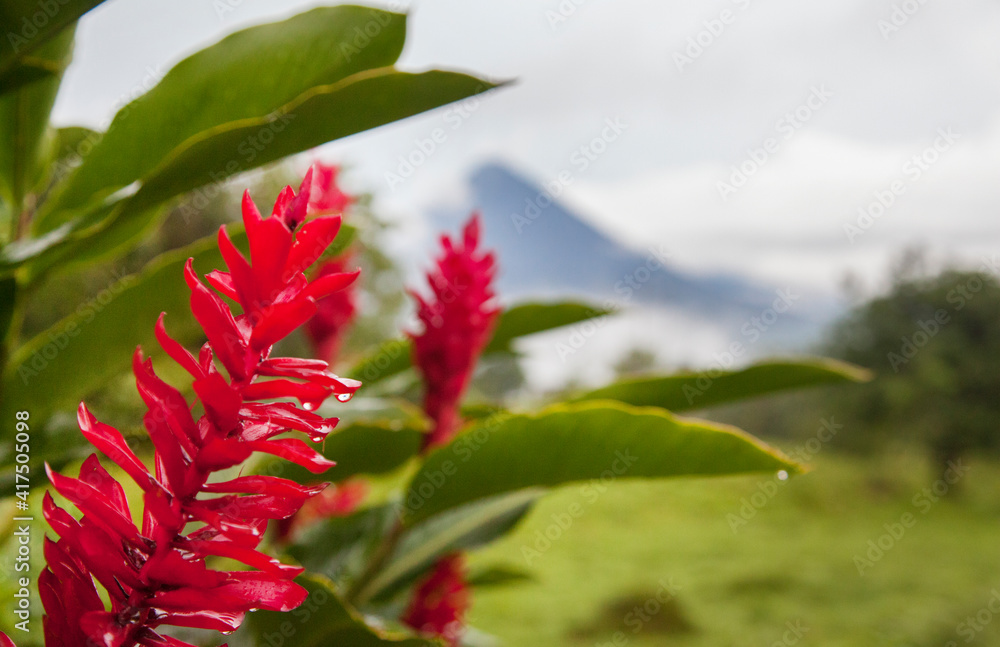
left=431, top=162, right=826, bottom=331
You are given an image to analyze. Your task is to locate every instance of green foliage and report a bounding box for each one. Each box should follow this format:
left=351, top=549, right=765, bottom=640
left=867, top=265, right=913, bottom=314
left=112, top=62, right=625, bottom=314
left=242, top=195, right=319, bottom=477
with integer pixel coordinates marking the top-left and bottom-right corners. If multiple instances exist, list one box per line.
left=467, top=453, right=1000, bottom=646
left=1, top=7, right=497, bottom=277
left=0, top=1, right=104, bottom=92
left=0, top=4, right=872, bottom=646
left=570, top=358, right=871, bottom=412
left=248, top=575, right=438, bottom=647
left=0, top=26, right=74, bottom=232
left=403, top=402, right=800, bottom=525
left=824, top=267, right=1000, bottom=467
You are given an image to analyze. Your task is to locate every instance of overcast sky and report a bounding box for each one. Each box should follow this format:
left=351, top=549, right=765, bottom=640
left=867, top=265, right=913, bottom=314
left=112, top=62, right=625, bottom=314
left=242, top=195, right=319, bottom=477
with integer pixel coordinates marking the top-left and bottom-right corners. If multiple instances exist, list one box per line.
left=53, top=0, right=1000, bottom=298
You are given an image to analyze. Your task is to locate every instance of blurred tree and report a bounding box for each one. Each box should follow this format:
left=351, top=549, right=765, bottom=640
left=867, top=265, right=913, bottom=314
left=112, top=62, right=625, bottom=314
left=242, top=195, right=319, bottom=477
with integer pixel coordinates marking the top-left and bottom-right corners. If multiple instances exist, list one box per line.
left=613, top=347, right=659, bottom=378
left=823, top=265, right=1000, bottom=480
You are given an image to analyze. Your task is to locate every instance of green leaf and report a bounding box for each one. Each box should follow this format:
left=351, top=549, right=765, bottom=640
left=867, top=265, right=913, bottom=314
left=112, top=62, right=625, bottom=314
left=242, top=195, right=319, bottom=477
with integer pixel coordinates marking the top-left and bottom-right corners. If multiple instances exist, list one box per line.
left=257, top=422, right=424, bottom=485
left=569, top=358, right=873, bottom=412
left=0, top=26, right=73, bottom=219
left=0, top=1, right=104, bottom=87
left=248, top=574, right=437, bottom=647
left=401, top=402, right=801, bottom=525
left=12, top=8, right=498, bottom=274
left=350, top=301, right=607, bottom=384
left=0, top=229, right=241, bottom=432
left=356, top=490, right=540, bottom=605
left=35, top=6, right=407, bottom=231
left=289, top=503, right=400, bottom=586
left=484, top=301, right=610, bottom=354
left=466, top=564, right=534, bottom=588
left=55, top=69, right=499, bottom=268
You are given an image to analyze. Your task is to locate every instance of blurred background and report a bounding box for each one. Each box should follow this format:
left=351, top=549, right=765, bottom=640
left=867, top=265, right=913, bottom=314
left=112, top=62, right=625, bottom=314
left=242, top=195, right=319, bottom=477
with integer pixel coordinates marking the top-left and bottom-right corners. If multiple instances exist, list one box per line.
left=22, top=0, right=1000, bottom=645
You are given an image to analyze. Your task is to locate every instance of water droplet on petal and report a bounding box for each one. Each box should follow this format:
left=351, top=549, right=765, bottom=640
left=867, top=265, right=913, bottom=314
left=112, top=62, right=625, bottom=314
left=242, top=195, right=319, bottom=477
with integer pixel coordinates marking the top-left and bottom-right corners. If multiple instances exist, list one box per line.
left=337, top=393, right=353, bottom=402
left=302, top=401, right=317, bottom=411
left=777, top=470, right=788, bottom=481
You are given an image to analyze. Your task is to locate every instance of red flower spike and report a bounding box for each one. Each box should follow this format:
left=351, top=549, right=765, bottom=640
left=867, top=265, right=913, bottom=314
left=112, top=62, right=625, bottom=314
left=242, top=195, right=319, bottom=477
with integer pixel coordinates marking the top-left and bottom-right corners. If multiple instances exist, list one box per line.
left=410, top=214, right=500, bottom=449
left=402, top=554, right=470, bottom=646
left=41, top=168, right=360, bottom=647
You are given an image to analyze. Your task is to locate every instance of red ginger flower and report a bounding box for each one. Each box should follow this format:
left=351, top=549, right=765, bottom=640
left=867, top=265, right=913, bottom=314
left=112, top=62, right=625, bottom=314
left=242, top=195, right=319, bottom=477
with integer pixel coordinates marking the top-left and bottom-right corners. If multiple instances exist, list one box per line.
left=411, top=214, right=499, bottom=449
left=402, top=554, right=470, bottom=646
left=39, top=168, right=360, bottom=647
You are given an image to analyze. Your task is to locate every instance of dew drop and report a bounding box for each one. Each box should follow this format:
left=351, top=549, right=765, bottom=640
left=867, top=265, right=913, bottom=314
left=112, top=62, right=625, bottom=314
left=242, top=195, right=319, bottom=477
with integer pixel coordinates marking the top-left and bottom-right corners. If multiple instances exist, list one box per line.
left=777, top=470, right=788, bottom=481
left=336, top=393, right=353, bottom=402
left=302, top=401, right=317, bottom=411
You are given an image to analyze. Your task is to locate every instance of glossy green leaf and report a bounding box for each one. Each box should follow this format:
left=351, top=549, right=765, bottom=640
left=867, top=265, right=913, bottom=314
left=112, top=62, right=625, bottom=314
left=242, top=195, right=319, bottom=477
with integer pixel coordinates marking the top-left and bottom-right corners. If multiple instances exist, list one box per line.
left=0, top=1, right=104, bottom=87
left=0, top=229, right=242, bottom=430
left=35, top=6, right=407, bottom=231
left=570, top=358, right=873, bottom=412
left=10, top=9, right=498, bottom=274
left=248, top=574, right=437, bottom=647
left=402, top=402, right=801, bottom=525
left=350, top=301, right=607, bottom=384
left=55, top=69, right=499, bottom=269
left=355, top=490, right=540, bottom=605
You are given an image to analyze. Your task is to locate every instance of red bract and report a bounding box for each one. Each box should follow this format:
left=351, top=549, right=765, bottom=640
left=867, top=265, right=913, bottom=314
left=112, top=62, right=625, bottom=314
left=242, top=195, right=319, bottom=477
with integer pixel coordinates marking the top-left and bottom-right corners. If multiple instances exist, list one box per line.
left=306, top=256, right=359, bottom=365
left=402, top=554, right=470, bottom=646
left=411, top=214, right=499, bottom=448
left=41, top=169, right=361, bottom=647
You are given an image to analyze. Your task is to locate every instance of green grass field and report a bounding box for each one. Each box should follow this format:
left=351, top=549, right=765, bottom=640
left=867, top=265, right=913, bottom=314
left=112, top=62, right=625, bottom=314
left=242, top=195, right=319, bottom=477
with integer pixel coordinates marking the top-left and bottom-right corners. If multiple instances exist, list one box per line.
left=466, top=451, right=1000, bottom=647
